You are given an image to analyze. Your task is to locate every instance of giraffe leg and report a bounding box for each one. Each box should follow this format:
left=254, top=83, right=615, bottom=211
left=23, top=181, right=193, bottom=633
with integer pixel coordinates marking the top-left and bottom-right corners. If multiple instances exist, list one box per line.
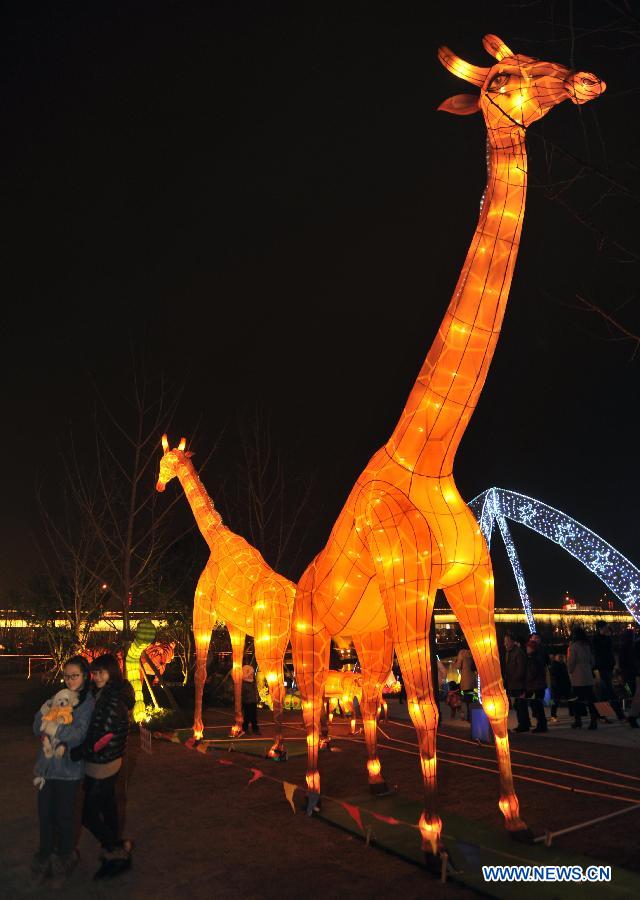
left=364, top=492, right=443, bottom=856
left=319, top=698, right=331, bottom=747
left=445, top=556, right=529, bottom=836
left=227, top=624, right=246, bottom=737
left=253, top=585, right=290, bottom=757
left=394, top=637, right=442, bottom=855
left=192, top=574, right=215, bottom=740
left=352, top=629, right=394, bottom=793
left=290, top=566, right=331, bottom=798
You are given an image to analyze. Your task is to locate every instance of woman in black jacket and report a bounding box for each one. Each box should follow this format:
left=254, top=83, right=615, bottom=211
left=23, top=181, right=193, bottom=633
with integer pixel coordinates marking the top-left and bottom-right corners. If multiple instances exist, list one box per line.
left=74, top=653, right=135, bottom=879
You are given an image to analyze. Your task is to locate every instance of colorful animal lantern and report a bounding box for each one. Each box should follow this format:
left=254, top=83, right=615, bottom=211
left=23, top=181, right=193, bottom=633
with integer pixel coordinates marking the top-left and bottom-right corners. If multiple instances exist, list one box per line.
left=382, top=671, right=401, bottom=696
left=157, top=435, right=296, bottom=757
left=323, top=669, right=362, bottom=733
left=125, top=618, right=157, bottom=723
left=142, top=641, right=175, bottom=683
left=290, top=35, right=605, bottom=859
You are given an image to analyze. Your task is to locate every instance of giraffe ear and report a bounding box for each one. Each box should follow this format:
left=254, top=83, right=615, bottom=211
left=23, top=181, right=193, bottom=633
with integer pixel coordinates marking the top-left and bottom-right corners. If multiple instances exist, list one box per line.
left=482, top=34, right=514, bottom=61
left=185, top=451, right=194, bottom=459
left=161, top=434, right=169, bottom=452
left=438, top=94, right=480, bottom=115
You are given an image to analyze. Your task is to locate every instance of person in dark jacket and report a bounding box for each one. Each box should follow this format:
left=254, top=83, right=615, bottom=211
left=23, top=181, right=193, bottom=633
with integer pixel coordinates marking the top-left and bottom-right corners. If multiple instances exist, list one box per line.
left=241, top=664, right=260, bottom=734
left=549, top=653, right=572, bottom=721
left=623, top=635, right=640, bottom=728
left=73, top=653, right=135, bottom=879
left=593, top=621, right=625, bottom=721
left=619, top=628, right=639, bottom=698
left=503, top=633, right=530, bottom=732
left=525, top=638, right=548, bottom=732
left=30, top=655, right=94, bottom=888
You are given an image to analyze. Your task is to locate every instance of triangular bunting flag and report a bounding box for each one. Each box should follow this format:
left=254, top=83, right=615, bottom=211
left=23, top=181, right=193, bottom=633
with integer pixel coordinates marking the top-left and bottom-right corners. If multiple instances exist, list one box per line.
left=247, top=768, right=264, bottom=785
left=283, top=781, right=297, bottom=814
left=342, top=802, right=365, bottom=832
left=371, top=812, right=401, bottom=825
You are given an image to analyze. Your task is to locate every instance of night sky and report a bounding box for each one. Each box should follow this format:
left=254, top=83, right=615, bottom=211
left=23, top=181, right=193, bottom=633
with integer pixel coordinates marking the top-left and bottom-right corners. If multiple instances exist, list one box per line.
left=3, top=1, right=639, bottom=609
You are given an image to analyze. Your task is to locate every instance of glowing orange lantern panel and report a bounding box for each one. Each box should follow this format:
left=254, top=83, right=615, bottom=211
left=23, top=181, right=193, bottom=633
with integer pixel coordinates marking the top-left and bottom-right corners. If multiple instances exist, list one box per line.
left=290, top=34, right=604, bottom=858
left=156, top=435, right=295, bottom=755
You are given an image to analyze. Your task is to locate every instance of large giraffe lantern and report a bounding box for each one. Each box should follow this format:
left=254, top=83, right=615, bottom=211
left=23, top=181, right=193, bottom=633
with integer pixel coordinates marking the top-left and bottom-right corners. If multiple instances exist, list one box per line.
left=156, top=435, right=295, bottom=756
left=290, top=36, right=604, bottom=859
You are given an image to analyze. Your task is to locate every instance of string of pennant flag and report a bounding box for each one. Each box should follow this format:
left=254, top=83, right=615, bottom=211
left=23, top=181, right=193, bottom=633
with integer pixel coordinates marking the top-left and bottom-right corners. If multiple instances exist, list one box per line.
left=153, top=729, right=418, bottom=832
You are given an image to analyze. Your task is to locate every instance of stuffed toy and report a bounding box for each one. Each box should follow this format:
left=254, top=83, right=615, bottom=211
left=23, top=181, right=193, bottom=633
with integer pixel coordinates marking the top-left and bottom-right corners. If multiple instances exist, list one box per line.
left=38, top=688, right=79, bottom=760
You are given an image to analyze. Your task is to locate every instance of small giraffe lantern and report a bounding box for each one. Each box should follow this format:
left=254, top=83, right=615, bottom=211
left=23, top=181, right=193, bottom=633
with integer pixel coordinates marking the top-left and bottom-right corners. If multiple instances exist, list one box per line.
left=157, top=434, right=296, bottom=757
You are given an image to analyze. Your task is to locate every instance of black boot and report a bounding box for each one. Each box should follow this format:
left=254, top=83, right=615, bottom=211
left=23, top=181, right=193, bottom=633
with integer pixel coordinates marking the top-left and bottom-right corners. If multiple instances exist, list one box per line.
left=627, top=716, right=639, bottom=729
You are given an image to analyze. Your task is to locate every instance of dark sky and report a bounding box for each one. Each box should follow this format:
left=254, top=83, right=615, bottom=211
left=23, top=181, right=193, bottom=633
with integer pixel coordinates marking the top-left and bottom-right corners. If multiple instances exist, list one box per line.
left=2, top=1, right=639, bottom=609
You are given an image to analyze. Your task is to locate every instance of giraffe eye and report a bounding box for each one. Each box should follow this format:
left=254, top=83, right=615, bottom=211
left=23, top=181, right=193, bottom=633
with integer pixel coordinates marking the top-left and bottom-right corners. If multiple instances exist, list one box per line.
left=487, top=73, right=510, bottom=92
left=581, top=77, right=596, bottom=86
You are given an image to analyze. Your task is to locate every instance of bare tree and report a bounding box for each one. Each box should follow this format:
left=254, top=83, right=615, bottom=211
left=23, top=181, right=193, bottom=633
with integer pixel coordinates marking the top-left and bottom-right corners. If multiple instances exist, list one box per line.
left=522, top=0, right=640, bottom=350
left=38, top=360, right=201, bottom=644
left=32, top=480, right=112, bottom=665
left=224, top=405, right=318, bottom=581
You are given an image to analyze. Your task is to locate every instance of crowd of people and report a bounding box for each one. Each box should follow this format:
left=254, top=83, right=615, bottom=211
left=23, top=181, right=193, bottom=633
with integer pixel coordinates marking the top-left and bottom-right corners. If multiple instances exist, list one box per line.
left=501, top=622, right=640, bottom=733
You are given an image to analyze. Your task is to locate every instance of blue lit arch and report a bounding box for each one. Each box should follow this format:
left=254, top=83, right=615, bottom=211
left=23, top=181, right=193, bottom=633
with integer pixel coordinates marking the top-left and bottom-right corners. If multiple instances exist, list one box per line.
left=468, top=488, right=640, bottom=629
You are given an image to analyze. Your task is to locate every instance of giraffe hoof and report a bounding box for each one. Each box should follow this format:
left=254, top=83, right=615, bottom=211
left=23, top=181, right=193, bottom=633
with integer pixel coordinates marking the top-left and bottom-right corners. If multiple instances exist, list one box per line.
left=423, top=846, right=450, bottom=877
left=509, top=827, right=535, bottom=844
left=305, top=792, right=321, bottom=816
left=369, top=781, right=397, bottom=797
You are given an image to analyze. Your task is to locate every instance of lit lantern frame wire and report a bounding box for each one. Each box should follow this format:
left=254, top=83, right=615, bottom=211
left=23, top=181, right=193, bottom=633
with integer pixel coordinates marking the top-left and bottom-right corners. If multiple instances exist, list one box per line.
left=469, top=487, right=640, bottom=626
left=290, top=35, right=605, bottom=858
left=156, top=434, right=296, bottom=756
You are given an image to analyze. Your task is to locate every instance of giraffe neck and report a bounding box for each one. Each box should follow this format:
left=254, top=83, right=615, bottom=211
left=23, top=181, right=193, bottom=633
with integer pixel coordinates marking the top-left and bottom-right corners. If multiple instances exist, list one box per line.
left=386, top=132, right=528, bottom=478
left=175, top=459, right=224, bottom=550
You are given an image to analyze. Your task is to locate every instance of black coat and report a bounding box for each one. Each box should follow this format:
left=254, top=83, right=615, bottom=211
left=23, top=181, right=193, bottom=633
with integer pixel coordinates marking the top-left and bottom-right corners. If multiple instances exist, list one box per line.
left=72, top=680, right=135, bottom=765
left=619, top=638, right=640, bottom=685
left=525, top=649, right=547, bottom=692
left=504, top=645, right=526, bottom=694
left=549, top=660, right=571, bottom=698
left=593, top=633, right=615, bottom=674
left=241, top=679, right=258, bottom=704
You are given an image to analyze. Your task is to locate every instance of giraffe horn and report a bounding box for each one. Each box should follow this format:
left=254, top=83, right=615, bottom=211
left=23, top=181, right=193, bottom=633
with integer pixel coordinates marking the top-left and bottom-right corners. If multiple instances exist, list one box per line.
left=482, top=34, right=514, bottom=61
left=161, top=434, right=169, bottom=452
left=178, top=437, right=186, bottom=451
left=437, top=46, right=489, bottom=87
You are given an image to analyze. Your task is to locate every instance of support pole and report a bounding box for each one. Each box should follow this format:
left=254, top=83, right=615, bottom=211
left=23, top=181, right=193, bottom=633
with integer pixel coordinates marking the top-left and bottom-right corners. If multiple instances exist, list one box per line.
left=534, top=802, right=640, bottom=844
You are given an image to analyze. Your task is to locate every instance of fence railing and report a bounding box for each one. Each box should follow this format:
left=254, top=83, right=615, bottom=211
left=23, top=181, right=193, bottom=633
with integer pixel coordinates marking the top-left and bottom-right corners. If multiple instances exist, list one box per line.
left=0, top=654, right=55, bottom=677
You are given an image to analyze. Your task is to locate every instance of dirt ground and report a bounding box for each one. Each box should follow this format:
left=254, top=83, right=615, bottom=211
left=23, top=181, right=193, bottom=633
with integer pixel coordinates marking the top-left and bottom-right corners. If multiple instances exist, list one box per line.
left=1, top=675, right=639, bottom=899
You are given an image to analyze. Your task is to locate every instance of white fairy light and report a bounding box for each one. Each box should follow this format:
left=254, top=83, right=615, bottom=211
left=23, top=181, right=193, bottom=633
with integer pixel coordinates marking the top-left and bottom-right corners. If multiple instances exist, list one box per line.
left=469, top=487, right=640, bottom=625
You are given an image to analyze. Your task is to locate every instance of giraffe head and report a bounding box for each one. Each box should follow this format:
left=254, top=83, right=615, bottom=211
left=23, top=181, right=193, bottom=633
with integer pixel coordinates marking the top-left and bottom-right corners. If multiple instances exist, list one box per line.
left=156, top=433, right=192, bottom=492
left=438, top=34, right=605, bottom=145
